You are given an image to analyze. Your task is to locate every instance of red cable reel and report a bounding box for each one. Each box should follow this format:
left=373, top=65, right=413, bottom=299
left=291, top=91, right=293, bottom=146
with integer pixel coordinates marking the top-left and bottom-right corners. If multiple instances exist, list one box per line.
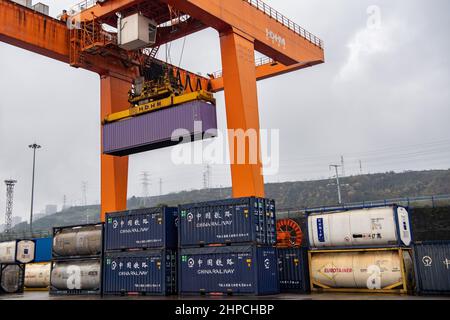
left=276, top=219, right=303, bottom=248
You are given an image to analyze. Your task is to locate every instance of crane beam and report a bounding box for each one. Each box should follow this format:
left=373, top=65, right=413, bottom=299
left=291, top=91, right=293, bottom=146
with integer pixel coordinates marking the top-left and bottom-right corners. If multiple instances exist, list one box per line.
left=74, top=0, right=324, bottom=66
left=0, top=0, right=317, bottom=93
left=0, top=0, right=69, bottom=63
left=164, top=0, right=324, bottom=65
left=210, top=59, right=323, bottom=93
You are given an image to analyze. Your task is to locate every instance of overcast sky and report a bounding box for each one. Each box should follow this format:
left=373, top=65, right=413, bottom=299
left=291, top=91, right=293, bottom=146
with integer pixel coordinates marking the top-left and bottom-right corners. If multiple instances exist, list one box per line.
left=0, top=0, right=449, bottom=222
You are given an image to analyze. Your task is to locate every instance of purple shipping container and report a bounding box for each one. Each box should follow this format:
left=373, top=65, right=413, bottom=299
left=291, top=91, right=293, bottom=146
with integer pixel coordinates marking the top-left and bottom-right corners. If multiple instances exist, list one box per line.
left=102, top=101, right=217, bottom=156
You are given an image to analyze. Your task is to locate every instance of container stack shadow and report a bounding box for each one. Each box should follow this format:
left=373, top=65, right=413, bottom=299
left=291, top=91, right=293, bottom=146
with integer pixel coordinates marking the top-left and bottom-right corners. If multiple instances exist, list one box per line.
left=50, top=224, right=103, bottom=295
left=178, top=197, right=279, bottom=296
left=102, top=207, right=178, bottom=296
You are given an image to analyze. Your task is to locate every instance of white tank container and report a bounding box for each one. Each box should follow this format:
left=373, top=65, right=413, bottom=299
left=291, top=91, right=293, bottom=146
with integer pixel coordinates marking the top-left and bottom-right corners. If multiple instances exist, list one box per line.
left=0, top=240, right=36, bottom=264
left=51, top=260, right=100, bottom=290
left=310, top=249, right=412, bottom=290
left=308, top=206, right=412, bottom=249
left=25, top=263, right=51, bottom=288
left=53, top=225, right=102, bottom=257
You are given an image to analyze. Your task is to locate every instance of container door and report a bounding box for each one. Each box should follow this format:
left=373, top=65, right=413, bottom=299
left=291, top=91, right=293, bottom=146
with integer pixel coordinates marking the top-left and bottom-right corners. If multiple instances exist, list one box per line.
left=396, top=207, right=412, bottom=246
left=414, top=243, right=450, bottom=293
left=0, top=241, right=16, bottom=264
left=265, top=200, right=277, bottom=246
left=180, top=249, right=257, bottom=294
left=256, top=247, right=279, bottom=295
left=16, top=240, right=35, bottom=264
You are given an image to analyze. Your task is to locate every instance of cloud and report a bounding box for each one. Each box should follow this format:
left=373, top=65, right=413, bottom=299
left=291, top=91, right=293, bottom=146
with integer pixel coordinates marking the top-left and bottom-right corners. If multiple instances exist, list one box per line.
left=337, top=18, right=407, bottom=82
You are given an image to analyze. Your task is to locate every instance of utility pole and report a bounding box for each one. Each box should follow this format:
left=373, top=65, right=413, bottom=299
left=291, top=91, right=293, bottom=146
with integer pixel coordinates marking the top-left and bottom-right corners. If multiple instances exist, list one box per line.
left=359, top=160, right=363, bottom=175
left=28, top=143, right=42, bottom=233
left=141, top=172, right=151, bottom=197
left=159, top=178, right=163, bottom=196
left=141, top=171, right=151, bottom=206
left=4, top=180, right=17, bottom=233
left=330, top=164, right=342, bottom=204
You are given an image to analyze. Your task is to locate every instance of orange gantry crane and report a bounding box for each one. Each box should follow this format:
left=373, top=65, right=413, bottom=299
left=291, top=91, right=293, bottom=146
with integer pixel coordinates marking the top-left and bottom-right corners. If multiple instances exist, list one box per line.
left=0, top=0, right=324, bottom=221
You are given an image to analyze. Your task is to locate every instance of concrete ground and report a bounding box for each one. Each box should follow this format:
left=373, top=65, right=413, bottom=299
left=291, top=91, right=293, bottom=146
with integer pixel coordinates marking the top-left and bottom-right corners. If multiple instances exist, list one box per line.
left=0, top=291, right=448, bottom=300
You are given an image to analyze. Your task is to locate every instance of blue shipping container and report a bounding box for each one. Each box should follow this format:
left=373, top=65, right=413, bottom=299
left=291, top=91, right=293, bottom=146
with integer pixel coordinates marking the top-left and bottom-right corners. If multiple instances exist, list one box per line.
left=179, top=198, right=276, bottom=247
left=179, top=245, right=279, bottom=295
left=105, top=207, right=178, bottom=251
left=34, top=238, right=52, bottom=262
left=103, top=249, right=177, bottom=295
left=277, top=248, right=310, bottom=293
left=413, top=241, right=450, bottom=295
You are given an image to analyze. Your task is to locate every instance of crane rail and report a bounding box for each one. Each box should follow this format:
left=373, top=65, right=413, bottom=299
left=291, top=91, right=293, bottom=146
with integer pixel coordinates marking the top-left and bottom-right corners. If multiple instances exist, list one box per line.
left=244, top=0, right=324, bottom=49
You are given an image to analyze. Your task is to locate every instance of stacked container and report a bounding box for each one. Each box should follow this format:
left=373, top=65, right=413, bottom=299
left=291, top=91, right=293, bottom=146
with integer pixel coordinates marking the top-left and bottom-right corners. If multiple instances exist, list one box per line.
left=277, top=247, right=310, bottom=293
left=412, top=241, right=450, bottom=296
left=0, top=240, right=35, bottom=294
left=307, top=205, right=415, bottom=294
left=50, top=223, right=103, bottom=295
left=24, top=237, right=52, bottom=291
left=102, top=207, right=178, bottom=296
left=178, top=197, right=279, bottom=296
left=276, top=218, right=311, bottom=293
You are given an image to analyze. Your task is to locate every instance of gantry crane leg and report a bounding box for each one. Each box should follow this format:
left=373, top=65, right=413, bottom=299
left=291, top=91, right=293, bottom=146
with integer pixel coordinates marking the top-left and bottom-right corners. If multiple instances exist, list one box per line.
left=220, top=28, right=265, bottom=198
left=100, top=76, right=130, bottom=221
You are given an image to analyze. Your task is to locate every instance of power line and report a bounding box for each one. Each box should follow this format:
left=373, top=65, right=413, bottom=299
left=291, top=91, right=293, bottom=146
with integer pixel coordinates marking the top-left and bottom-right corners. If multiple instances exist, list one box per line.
left=141, top=171, right=151, bottom=198
left=279, top=138, right=450, bottom=162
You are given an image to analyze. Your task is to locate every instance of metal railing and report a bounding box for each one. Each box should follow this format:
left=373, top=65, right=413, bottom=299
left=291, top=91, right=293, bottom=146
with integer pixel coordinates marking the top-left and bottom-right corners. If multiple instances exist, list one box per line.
left=210, top=56, right=276, bottom=79
left=69, top=0, right=99, bottom=15
left=0, top=230, right=52, bottom=242
left=277, top=194, right=450, bottom=218
left=244, top=0, right=324, bottom=49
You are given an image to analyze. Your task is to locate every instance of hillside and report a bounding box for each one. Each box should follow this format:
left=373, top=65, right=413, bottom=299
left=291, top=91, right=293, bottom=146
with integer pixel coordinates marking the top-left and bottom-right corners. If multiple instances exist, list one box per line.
left=8, top=169, right=450, bottom=234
